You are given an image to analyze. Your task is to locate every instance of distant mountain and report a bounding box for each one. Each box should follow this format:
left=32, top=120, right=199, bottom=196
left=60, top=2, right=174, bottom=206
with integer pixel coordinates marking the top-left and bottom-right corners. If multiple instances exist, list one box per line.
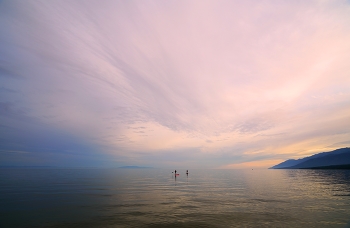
left=270, top=148, right=350, bottom=169
left=270, top=150, right=337, bottom=169
left=271, top=159, right=304, bottom=169
left=0, top=165, right=56, bottom=169
left=119, top=166, right=153, bottom=169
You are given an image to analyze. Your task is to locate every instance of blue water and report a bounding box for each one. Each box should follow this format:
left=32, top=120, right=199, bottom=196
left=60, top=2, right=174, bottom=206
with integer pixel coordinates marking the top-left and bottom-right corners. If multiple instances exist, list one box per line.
left=1, top=168, right=350, bottom=227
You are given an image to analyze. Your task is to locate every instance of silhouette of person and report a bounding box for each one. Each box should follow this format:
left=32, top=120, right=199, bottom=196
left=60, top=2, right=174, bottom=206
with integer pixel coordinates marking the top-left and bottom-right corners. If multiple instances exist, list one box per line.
left=175, top=170, right=177, bottom=175
left=186, top=170, right=188, bottom=175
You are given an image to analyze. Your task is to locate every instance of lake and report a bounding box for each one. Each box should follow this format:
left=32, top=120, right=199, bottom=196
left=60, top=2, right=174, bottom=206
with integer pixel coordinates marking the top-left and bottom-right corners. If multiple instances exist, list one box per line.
left=1, top=168, right=350, bottom=227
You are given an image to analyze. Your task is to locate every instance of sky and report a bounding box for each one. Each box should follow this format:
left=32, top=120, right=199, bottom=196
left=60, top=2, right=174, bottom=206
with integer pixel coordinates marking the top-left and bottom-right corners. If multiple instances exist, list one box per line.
left=1, top=0, right=350, bottom=169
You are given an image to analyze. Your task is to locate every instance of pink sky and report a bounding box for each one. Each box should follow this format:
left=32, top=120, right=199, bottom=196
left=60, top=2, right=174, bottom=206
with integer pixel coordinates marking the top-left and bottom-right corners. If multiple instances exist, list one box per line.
left=0, top=0, right=350, bottom=168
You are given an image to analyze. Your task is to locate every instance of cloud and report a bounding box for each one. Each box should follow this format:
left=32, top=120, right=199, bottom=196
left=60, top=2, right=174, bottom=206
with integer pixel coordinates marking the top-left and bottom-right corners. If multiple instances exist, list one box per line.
left=1, top=0, right=350, bottom=167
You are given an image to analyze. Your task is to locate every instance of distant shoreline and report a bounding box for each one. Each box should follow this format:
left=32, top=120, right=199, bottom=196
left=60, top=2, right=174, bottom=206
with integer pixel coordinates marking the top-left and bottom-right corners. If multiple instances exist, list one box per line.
left=119, top=166, right=153, bottom=169
left=275, top=164, right=350, bottom=170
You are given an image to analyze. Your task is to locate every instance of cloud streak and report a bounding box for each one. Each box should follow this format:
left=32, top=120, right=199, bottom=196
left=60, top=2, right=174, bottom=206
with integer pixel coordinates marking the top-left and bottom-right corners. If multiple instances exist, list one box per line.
left=1, top=0, right=350, bottom=168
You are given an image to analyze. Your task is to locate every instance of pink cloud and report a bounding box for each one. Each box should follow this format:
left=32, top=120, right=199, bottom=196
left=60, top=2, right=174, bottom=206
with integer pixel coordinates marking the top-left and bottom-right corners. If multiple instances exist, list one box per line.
left=1, top=0, right=350, bottom=167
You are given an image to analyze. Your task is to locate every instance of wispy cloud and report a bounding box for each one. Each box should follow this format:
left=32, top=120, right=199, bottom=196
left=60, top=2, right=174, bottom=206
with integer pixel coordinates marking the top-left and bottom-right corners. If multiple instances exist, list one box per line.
left=1, top=0, right=350, bottom=168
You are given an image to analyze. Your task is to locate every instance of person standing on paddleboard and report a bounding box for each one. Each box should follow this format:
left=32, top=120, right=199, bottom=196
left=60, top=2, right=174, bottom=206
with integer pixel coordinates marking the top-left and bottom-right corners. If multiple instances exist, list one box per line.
left=174, top=170, right=177, bottom=175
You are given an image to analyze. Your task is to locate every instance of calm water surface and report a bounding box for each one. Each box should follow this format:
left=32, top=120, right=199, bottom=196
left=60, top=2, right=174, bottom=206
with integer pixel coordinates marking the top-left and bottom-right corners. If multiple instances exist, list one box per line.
left=1, top=168, right=350, bottom=227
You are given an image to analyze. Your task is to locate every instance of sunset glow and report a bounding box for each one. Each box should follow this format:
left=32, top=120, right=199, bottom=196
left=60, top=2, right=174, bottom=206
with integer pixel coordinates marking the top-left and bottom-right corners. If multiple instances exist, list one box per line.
left=1, top=0, right=350, bottom=168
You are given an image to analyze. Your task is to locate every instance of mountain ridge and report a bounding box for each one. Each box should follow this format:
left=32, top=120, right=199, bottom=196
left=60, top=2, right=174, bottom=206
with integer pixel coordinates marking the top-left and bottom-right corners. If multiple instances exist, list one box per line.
left=270, top=147, right=350, bottom=169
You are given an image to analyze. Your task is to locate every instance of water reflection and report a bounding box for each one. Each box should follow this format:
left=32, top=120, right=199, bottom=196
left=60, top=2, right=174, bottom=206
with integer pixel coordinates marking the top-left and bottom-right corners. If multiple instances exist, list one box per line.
left=1, top=168, right=350, bottom=228
left=283, top=169, right=350, bottom=196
